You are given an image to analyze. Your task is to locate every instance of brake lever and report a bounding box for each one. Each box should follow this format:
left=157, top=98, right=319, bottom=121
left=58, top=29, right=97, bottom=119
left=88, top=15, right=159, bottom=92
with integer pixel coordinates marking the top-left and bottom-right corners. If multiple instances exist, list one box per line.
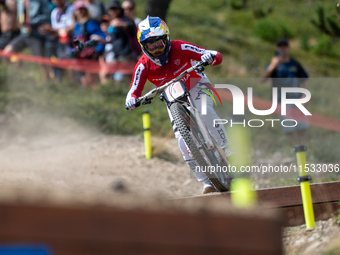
left=142, top=98, right=152, bottom=105
left=196, top=65, right=205, bottom=73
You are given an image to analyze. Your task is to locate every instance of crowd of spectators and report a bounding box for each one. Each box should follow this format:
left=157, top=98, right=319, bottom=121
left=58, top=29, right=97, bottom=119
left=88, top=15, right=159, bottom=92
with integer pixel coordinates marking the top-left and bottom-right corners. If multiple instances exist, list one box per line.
left=0, top=0, right=141, bottom=88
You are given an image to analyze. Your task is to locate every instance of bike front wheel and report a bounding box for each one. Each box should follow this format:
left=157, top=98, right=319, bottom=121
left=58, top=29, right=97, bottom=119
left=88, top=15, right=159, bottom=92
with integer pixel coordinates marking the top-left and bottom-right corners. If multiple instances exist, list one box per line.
left=169, top=102, right=230, bottom=192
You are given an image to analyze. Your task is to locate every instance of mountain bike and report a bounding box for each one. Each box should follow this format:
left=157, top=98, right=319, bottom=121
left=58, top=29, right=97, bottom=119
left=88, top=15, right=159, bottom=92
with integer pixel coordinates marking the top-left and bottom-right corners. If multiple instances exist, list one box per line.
left=127, top=61, right=232, bottom=192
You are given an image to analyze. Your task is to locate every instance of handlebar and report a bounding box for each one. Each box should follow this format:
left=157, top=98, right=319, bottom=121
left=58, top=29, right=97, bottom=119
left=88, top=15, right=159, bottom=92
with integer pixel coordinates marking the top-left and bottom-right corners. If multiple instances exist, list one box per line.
left=126, top=60, right=209, bottom=110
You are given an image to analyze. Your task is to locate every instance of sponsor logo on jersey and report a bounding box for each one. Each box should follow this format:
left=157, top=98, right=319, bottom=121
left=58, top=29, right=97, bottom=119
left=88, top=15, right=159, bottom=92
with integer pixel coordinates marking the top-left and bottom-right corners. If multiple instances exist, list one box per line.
left=173, top=62, right=188, bottom=75
left=152, top=77, right=166, bottom=82
left=182, top=44, right=205, bottom=54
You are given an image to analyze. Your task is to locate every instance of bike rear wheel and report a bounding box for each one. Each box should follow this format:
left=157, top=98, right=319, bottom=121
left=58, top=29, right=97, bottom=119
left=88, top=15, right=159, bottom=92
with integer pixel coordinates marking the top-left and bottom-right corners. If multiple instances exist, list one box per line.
left=169, top=102, right=230, bottom=192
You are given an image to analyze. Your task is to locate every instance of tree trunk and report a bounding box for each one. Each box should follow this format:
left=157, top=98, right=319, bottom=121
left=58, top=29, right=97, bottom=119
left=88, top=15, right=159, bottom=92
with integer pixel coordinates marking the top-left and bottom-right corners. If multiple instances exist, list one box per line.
left=145, top=0, right=172, bottom=21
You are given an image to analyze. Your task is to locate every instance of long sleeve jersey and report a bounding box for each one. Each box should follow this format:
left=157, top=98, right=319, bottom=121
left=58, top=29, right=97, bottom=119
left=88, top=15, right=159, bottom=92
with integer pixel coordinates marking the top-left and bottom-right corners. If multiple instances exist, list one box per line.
left=126, top=40, right=222, bottom=101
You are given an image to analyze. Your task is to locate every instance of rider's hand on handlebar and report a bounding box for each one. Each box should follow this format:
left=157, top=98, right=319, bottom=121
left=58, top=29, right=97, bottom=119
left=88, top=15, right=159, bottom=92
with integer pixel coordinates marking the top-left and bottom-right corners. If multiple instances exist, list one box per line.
left=201, top=52, right=215, bottom=65
left=126, top=97, right=136, bottom=110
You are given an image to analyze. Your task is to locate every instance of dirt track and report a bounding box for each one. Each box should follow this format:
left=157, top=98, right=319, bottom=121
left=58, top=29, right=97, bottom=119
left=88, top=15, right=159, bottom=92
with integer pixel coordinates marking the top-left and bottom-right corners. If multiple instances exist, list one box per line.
left=0, top=113, right=202, bottom=200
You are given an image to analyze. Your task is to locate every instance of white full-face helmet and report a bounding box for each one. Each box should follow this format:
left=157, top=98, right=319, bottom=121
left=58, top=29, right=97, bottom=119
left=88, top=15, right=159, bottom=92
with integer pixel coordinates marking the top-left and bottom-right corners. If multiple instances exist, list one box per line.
left=137, top=16, right=171, bottom=66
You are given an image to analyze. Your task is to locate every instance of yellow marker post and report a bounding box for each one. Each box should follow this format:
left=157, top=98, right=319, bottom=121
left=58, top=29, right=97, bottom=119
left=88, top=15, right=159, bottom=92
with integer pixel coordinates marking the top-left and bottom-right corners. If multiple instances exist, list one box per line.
left=142, top=110, right=152, bottom=159
left=231, top=178, right=257, bottom=208
left=228, top=125, right=257, bottom=208
left=294, top=145, right=315, bottom=229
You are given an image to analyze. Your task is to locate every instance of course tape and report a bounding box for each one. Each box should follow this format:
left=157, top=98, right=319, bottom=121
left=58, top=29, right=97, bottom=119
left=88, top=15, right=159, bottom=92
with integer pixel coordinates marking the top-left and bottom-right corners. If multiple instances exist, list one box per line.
left=217, top=90, right=340, bottom=133
left=0, top=50, right=136, bottom=75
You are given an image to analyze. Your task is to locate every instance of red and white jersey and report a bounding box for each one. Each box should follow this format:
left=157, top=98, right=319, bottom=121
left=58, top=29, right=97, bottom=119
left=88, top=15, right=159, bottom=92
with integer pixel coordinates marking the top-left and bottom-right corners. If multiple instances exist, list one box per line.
left=126, top=40, right=222, bottom=101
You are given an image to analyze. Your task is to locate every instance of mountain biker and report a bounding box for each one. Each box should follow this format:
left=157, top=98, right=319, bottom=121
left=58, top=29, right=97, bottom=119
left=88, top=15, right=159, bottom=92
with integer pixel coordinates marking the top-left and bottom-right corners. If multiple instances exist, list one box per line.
left=125, top=16, right=232, bottom=194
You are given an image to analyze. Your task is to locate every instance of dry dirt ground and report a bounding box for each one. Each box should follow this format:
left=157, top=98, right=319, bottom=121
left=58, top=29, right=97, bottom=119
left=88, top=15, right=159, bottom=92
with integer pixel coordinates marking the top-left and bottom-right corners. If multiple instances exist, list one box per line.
left=0, top=113, right=202, bottom=199
left=284, top=219, right=340, bottom=255
left=1, top=113, right=339, bottom=254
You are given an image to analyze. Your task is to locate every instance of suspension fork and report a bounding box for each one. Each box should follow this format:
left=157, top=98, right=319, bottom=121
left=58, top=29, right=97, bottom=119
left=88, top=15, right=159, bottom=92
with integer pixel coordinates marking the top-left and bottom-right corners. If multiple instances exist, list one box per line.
left=186, top=97, right=214, bottom=150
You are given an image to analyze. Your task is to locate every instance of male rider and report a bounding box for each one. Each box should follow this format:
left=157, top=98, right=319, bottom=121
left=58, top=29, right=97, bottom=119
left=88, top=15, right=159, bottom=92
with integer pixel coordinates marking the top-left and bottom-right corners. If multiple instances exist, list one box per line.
left=125, top=16, right=232, bottom=194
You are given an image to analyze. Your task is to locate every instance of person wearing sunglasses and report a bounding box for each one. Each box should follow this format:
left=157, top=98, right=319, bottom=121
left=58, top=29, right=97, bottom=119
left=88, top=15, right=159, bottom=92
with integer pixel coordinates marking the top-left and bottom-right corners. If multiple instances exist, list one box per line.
left=125, top=16, right=232, bottom=194
left=122, top=0, right=141, bottom=26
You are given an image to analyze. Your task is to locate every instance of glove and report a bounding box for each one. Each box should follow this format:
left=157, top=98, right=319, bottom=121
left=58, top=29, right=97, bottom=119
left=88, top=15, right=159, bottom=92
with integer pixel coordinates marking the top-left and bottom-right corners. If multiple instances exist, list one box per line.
left=126, top=97, right=136, bottom=110
left=201, top=52, right=215, bottom=64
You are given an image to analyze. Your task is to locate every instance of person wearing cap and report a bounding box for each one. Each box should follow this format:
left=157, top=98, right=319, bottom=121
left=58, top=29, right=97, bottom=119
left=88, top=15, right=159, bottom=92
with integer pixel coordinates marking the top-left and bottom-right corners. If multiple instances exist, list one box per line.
left=72, top=0, right=105, bottom=88
left=261, top=38, right=309, bottom=143
left=101, top=0, right=139, bottom=84
left=106, top=0, right=138, bottom=60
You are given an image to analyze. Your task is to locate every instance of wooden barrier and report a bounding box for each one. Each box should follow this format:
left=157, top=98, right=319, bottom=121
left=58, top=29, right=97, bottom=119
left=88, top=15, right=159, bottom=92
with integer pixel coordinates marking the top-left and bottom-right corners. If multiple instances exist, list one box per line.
left=0, top=199, right=284, bottom=255
left=179, top=181, right=340, bottom=226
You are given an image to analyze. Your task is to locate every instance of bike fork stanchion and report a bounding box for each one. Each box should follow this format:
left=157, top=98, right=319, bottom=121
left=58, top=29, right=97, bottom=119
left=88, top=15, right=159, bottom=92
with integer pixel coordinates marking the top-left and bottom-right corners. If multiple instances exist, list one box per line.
left=143, top=110, right=152, bottom=159
left=228, top=126, right=257, bottom=208
left=294, top=145, right=315, bottom=229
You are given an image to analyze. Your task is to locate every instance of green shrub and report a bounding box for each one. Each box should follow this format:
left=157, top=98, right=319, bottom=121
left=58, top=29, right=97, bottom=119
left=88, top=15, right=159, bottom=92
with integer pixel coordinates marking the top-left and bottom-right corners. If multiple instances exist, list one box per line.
left=254, top=19, right=295, bottom=42
left=278, top=21, right=295, bottom=39
left=311, top=4, right=340, bottom=38
left=254, top=19, right=280, bottom=42
left=230, top=0, right=247, bottom=10
left=314, top=35, right=337, bottom=57
left=253, top=6, right=274, bottom=19
left=207, top=0, right=227, bottom=10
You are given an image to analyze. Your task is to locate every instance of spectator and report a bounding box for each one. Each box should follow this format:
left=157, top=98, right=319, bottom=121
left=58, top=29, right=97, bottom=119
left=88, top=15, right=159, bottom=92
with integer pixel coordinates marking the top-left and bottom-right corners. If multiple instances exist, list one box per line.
left=98, top=14, right=114, bottom=84
left=107, top=0, right=135, bottom=61
left=99, top=15, right=112, bottom=61
left=101, top=0, right=140, bottom=84
left=121, top=0, right=142, bottom=59
left=0, top=0, right=20, bottom=50
left=261, top=38, right=309, bottom=144
left=3, top=0, right=51, bottom=81
left=39, top=0, right=74, bottom=81
left=122, top=0, right=141, bottom=26
left=72, top=0, right=105, bottom=88
left=83, top=0, right=107, bottom=21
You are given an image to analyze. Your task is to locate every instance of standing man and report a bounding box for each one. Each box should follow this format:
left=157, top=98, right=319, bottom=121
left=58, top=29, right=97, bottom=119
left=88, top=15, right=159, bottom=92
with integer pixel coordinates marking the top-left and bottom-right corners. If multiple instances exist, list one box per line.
left=261, top=38, right=309, bottom=143
left=3, top=0, right=51, bottom=81
left=39, top=0, right=74, bottom=81
left=0, top=0, right=20, bottom=50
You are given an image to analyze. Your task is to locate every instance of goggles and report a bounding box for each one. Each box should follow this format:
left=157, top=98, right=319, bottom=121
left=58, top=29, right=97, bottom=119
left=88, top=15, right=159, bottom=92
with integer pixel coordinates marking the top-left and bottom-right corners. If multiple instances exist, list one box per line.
left=145, top=37, right=166, bottom=54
